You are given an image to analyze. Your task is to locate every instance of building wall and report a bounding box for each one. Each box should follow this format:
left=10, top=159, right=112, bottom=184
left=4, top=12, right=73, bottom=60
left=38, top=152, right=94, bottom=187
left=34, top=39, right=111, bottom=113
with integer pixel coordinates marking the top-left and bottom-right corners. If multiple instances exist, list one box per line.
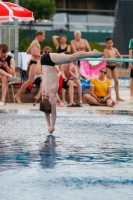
left=53, top=0, right=116, bottom=33
left=56, top=0, right=116, bottom=10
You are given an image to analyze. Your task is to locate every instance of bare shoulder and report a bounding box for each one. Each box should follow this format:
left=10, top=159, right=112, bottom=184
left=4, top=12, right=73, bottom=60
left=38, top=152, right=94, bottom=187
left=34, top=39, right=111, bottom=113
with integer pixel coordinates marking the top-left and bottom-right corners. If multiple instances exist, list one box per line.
left=84, top=39, right=88, bottom=43
left=32, top=40, right=39, bottom=46
left=71, top=63, right=76, bottom=68
left=114, top=47, right=118, bottom=52
left=10, top=57, right=15, bottom=63
left=104, top=48, right=107, bottom=52
left=70, top=39, right=75, bottom=44
left=30, top=40, right=39, bottom=48
left=104, top=48, right=109, bottom=52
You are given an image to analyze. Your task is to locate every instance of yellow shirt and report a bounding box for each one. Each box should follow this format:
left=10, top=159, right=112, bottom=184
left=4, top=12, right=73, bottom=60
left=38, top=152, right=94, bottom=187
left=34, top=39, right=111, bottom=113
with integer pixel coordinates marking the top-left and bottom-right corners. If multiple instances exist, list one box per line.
left=90, top=78, right=112, bottom=97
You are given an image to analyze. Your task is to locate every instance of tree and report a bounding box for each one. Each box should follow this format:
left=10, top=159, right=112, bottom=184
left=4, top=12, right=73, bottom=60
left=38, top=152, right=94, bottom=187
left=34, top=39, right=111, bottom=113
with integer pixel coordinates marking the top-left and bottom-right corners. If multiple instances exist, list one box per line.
left=8, top=0, right=56, bottom=20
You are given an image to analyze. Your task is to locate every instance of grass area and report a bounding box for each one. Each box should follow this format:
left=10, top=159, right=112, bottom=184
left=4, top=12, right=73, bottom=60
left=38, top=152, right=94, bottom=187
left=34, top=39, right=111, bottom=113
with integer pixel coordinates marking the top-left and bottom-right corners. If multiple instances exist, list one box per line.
left=19, top=38, right=105, bottom=52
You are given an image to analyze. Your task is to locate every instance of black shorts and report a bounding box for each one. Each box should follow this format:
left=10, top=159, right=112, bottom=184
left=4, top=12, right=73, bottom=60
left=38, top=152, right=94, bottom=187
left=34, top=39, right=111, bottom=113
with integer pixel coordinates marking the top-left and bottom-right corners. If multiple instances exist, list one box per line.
left=62, top=79, right=69, bottom=89
left=29, top=60, right=37, bottom=66
left=106, top=65, right=116, bottom=71
left=130, top=69, right=133, bottom=78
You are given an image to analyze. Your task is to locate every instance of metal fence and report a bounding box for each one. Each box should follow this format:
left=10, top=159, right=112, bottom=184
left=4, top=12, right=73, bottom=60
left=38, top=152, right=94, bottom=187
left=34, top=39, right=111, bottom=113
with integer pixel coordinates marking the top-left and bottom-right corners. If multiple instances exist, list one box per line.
left=1, top=26, right=15, bottom=51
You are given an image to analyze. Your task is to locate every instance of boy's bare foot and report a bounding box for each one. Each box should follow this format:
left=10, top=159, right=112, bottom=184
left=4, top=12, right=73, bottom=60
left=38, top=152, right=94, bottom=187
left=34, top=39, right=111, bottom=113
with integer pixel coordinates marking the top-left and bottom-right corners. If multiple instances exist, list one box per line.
left=14, top=94, right=23, bottom=104
left=48, top=126, right=55, bottom=134
left=93, top=49, right=100, bottom=53
left=130, top=96, right=133, bottom=100
left=116, top=98, right=124, bottom=101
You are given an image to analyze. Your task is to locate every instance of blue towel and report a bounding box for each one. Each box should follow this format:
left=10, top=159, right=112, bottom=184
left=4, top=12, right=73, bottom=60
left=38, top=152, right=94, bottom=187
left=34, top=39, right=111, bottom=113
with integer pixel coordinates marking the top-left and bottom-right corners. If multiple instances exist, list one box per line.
left=80, top=78, right=90, bottom=94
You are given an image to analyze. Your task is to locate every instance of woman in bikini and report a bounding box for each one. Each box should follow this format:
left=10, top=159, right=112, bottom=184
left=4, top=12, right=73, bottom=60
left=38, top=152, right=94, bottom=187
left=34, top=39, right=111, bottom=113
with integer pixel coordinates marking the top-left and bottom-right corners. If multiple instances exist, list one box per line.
left=52, top=35, right=71, bottom=53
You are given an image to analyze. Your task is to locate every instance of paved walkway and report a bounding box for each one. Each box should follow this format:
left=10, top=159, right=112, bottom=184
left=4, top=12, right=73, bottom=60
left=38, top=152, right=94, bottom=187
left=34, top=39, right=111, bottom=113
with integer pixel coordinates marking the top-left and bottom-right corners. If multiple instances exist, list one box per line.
left=0, top=89, right=133, bottom=111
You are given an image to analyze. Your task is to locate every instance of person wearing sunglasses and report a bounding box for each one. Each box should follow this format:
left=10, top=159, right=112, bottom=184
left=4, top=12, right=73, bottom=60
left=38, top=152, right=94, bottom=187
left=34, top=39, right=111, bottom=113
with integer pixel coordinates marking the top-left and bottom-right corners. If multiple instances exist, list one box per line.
left=42, top=46, right=52, bottom=55
left=84, top=67, right=115, bottom=107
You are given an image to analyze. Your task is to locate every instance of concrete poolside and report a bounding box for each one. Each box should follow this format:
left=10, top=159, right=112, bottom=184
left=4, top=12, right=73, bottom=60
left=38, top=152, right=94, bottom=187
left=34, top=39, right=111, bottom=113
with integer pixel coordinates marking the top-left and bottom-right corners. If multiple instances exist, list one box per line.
left=0, top=88, right=133, bottom=111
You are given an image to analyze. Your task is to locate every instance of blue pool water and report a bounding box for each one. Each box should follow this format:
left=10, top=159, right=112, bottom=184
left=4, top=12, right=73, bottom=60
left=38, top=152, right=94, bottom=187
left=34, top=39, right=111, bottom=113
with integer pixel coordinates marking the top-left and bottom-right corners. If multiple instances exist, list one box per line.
left=0, top=109, right=133, bottom=200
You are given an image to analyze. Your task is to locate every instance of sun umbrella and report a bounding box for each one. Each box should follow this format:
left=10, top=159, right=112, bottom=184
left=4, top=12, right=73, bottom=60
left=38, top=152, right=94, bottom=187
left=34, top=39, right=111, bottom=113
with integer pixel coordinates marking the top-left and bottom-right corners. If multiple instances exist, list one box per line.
left=0, top=1, right=34, bottom=22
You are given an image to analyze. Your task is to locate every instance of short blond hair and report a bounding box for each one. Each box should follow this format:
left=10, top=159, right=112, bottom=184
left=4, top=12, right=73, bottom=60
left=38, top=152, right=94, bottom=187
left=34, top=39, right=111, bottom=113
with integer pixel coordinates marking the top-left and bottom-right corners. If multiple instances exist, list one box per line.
left=43, top=46, right=52, bottom=53
left=36, top=30, right=45, bottom=36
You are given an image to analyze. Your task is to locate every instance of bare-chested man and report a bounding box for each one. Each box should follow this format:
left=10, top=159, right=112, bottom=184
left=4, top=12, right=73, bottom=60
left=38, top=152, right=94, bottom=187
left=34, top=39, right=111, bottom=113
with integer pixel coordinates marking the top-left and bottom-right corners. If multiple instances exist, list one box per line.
left=61, top=62, right=82, bottom=105
left=71, top=30, right=91, bottom=53
left=40, top=49, right=104, bottom=134
left=104, top=36, right=124, bottom=101
left=15, top=30, right=45, bottom=103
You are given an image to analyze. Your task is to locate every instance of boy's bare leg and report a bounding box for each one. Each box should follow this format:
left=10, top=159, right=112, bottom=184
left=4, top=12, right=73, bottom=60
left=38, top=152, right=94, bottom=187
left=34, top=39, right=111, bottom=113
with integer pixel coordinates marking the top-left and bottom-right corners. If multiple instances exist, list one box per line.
left=15, top=64, right=37, bottom=103
left=112, top=68, right=124, bottom=101
left=50, top=50, right=104, bottom=65
left=106, top=68, right=112, bottom=80
left=45, top=113, right=55, bottom=134
left=130, top=78, right=133, bottom=99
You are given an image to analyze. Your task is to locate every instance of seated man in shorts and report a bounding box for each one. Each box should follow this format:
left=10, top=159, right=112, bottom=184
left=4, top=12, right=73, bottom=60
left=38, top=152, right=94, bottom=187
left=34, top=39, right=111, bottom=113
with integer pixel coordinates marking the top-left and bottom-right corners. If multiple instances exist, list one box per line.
left=57, top=72, right=77, bottom=106
left=84, top=68, right=115, bottom=107
left=60, top=61, right=82, bottom=105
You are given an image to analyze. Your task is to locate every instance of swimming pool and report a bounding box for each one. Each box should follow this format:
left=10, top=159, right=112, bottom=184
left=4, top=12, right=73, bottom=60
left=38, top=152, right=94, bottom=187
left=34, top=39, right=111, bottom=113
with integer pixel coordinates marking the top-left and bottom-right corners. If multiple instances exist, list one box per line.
left=112, top=78, right=130, bottom=88
left=0, top=109, right=133, bottom=200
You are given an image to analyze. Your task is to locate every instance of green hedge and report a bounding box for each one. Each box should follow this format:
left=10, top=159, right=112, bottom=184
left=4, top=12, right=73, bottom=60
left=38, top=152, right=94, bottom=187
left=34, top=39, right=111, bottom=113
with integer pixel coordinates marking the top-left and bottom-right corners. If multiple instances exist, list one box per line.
left=19, top=30, right=105, bottom=52
left=19, top=39, right=105, bottom=52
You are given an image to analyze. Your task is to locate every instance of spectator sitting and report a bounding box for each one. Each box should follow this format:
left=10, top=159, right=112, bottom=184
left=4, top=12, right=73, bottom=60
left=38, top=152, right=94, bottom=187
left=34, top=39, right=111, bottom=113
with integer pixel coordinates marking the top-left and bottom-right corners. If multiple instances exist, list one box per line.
left=60, top=61, right=82, bottom=105
left=84, top=68, right=115, bottom=107
left=0, top=44, right=15, bottom=105
left=47, top=62, right=80, bottom=107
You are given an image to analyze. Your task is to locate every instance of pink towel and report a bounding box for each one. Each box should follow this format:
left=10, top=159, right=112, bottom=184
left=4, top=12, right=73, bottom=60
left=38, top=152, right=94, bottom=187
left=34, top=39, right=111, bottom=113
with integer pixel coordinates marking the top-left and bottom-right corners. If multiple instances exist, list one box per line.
left=80, top=59, right=106, bottom=80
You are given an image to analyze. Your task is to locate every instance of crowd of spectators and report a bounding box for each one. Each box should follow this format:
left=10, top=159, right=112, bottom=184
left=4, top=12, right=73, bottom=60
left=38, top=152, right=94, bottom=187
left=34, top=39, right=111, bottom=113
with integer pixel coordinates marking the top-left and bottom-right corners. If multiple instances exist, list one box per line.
left=0, top=29, right=133, bottom=107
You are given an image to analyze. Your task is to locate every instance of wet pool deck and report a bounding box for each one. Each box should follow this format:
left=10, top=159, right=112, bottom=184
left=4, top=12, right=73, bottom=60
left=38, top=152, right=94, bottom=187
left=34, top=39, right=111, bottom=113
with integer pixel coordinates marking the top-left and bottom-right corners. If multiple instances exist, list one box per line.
left=0, top=89, right=133, bottom=111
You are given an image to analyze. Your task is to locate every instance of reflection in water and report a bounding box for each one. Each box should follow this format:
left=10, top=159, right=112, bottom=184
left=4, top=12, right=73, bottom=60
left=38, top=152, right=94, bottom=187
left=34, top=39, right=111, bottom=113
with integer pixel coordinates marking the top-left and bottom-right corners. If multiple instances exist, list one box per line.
left=39, top=135, right=56, bottom=169
left=0, top=109, right=133, bottom=200
left=0, top=138, right=30, bottom=170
